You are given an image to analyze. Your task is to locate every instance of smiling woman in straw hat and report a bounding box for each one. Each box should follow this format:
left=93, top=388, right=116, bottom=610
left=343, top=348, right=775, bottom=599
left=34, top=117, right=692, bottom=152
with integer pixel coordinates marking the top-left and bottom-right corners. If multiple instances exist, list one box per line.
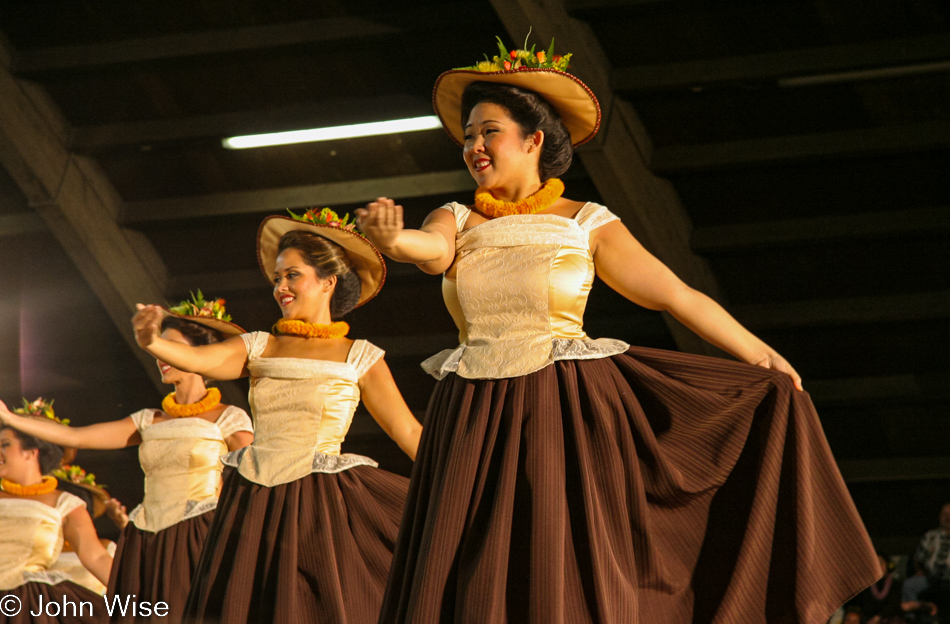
left=132, top=207, right=421, bottom=624
left=0, top=398, right=113, bottom=624
left=1, top=296, right=253, bottom=623
left=357, top=37, right=880, bottom=623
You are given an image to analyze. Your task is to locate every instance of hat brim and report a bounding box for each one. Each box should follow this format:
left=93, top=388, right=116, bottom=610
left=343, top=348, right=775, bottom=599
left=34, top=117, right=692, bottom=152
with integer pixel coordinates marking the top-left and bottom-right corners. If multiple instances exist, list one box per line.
left=160, top=309, right=246, bottom=337
left=57, top=480, right=110, bottom=518
left=257, top=216, right=386, bottom=308
left=433, top=68, right=601, bottom=148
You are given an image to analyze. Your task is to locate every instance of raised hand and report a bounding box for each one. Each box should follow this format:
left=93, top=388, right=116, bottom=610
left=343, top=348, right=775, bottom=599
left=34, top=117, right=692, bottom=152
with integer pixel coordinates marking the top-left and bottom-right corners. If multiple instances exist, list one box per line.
left=356, top=197, right=404, bottom=251
left=132, top=303, right=164, bottom=349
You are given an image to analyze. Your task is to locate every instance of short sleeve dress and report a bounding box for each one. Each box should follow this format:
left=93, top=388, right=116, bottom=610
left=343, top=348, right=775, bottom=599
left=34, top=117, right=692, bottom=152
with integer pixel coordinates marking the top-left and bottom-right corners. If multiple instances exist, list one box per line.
left=182, top=333, right=409, bottom=624
left=379, top=203, right=880, bottom=623
left=0, top=491, right=106, bottom=623
left=106, top=405, right=252, bottom=623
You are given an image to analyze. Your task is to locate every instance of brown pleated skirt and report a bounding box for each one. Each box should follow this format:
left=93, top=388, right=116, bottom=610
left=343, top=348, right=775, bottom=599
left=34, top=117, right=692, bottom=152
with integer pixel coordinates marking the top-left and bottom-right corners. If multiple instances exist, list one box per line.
left=380, top=347, right=880, bottom=624
left=106, top=511, right=214, bottom=623
left=3, top=581, right=106, bottom=623
left=183, top=465, right=409, bottom=624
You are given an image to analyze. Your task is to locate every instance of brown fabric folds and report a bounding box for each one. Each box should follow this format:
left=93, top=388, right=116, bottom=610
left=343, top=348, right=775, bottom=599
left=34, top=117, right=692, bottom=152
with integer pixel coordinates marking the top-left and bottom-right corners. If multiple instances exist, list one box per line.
left=4, top=581, right=105, bottom=623
left=184, top=466, right=408, bottom=624
left=380, top=347, right=879, bottom=623
left=107, top=511, right=213, bottom=623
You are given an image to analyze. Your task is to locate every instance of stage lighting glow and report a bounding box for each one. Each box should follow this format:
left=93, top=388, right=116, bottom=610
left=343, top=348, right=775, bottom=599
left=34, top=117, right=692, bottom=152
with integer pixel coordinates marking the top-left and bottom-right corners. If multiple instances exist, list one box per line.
left=222, top=116, right=443, bottom=149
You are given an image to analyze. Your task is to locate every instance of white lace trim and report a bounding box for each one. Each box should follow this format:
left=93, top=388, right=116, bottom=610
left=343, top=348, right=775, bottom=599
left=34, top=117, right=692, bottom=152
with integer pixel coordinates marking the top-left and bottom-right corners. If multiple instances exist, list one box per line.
left=127, top=496, right=219, bottom=533
left=221, top=447, right=378, bottom=475
left=422, top=337, right=630, bottom=380
left=21, top=570, right=73, bottom=586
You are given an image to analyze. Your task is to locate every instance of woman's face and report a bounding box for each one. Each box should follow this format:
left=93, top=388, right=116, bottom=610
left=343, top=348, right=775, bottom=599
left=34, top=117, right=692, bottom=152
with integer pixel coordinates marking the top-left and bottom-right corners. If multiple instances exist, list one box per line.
left=156, top=328, right=198, bottom=385
left=463, top=102, right=541, bottom=190
left=0, top=428, right=38, bottom=481
left=273, top=248, right=335, bottom=321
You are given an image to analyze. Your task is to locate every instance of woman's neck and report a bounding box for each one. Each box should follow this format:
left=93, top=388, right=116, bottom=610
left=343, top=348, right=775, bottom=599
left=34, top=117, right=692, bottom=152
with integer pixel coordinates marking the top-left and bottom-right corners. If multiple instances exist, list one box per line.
left=288, top=310, right=334, bottom=325
left=4, top=467, right=43, bottom=486
left=488, top=177, right=543, bottom=203
left=172, top=376, right=209, bottom=405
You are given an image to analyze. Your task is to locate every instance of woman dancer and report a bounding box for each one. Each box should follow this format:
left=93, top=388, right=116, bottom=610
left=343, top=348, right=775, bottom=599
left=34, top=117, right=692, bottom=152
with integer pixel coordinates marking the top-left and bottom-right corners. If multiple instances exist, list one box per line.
left=132, top=209, right=422, bottom=624
left=0, top=296, right=253, bottom=622
left=357, top=40, right=880, bottom=623
left=0, top=399, right=112, bottom=624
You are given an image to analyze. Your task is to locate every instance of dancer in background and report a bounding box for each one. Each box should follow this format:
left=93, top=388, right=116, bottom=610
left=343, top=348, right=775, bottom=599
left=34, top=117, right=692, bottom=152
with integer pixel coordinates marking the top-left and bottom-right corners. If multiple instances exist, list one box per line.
left=358, top=39, right=880, bottom=623
left=0, top=399, right=112, bottom=624
left=133, top=209, right=422, bottom=624
left=0, top=295, right=253, bottom=623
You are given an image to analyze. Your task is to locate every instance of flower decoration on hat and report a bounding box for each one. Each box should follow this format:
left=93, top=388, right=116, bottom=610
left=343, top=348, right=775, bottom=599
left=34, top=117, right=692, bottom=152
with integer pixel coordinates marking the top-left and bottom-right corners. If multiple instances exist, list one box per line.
left=169, top=290, right=232, bottom=322
left=54, top=464, right=107, bottom=490
left=13, top=397, right=69, bottom=426
left=288, top=207, right=362, bottom=235
left=432, top=34, right=600, bottom=148
left=462, top=36, right=572, bottom=73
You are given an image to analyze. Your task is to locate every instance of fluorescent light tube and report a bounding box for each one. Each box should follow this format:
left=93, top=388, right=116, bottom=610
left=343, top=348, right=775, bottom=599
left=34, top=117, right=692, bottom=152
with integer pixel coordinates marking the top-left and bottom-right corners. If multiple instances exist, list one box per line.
left=222, top=115, right=443, bottom=149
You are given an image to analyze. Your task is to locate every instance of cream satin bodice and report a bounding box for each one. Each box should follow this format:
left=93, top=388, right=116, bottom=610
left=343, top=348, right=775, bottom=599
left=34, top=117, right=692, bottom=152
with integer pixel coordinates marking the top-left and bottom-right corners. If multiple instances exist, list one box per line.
left=423, top=202, right=630, bottom=380
left=0, top=492, right=85, bottom=590
left=221, top=333, right=384, bottom=487
left=127, top=405, right=253, bottom=532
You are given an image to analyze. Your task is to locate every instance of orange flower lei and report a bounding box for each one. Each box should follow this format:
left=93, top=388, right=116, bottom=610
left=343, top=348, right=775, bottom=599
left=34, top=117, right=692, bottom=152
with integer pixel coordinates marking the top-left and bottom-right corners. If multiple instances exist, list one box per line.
left=161, top=387, right=222, bottom=418
left=1, top=475, right=58, bottom=496
left=474, top=178, right=564, bottom=218
left=274, top=318, right=350, bottom=339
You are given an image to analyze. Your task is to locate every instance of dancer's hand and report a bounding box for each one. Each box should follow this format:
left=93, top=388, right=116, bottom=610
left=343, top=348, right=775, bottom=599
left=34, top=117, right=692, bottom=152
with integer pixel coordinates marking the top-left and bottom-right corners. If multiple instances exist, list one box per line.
left=356, top=197, right=404, bottom=251
left=104, top=498, right=129, bottom=530
left=132, top=304, right=163, bottom=349
left=0, top=398, right=11, bottom=425
left=752, top=351, right=803, bottom=391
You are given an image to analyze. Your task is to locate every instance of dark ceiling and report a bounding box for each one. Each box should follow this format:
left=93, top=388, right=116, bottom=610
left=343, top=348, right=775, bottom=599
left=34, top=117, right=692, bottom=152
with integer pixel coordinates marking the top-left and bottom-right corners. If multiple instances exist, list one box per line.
left=0, top=0, right=947, bottom=548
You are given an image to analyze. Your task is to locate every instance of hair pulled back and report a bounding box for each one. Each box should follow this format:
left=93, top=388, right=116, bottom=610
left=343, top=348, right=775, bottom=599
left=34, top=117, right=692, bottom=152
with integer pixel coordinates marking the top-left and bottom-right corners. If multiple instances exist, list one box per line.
left=277, top=230, right=360, bottom=319
left=2, top=426, right=64, bottom=475
left=461, top=82, right=573, bottom=181
left=160, top=316, right=226, bottom=346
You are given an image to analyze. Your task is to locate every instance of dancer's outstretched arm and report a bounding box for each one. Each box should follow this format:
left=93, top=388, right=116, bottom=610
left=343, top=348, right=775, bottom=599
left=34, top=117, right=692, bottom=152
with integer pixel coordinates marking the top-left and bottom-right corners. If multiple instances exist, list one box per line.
left=133, top=304, right=249, bottom=380
left=359, top=358, right=423, bottom=460
left=356, top=198, right=457, bottom=274
left=0, top=400, right=140, bottom=449
left=591, top=220, right=803, bottom=390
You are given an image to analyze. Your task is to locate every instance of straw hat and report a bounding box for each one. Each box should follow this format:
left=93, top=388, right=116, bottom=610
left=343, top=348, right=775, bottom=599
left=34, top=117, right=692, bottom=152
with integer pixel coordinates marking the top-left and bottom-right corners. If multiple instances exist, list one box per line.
left=257, top=208, right=386, bottom=308
left=53, top=463, right=110, bottom=518
left=163, top=290, right=246, bottom=337
left=433, top=38, right=601, bottom=148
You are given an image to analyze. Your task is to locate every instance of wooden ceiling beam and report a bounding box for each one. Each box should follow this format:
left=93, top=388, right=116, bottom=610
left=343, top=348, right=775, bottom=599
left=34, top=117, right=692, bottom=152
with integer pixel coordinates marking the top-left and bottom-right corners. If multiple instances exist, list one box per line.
left=692, top=207, right=950, bottom=252
left=120, top=170, right=477, bottom=224
left=653, top=121, right=950, bottom=172
left=614, top=34, right=950, bottom=91
left=71, top=95, right=433, bottom=151
left=0, top=31, right=245, bottom=404
left=0, top=211, right=45, bottom=236
left=735, top=291, right=950, bottom=330
left=14, top=17, right=399, bottom=73
left=12, top=3, right=491, bottom=73
left=838, top=456, right=950, bottom=483
left=490, top=0, right=727, bottom=356
left=807, top=373, right=948, bottom=404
